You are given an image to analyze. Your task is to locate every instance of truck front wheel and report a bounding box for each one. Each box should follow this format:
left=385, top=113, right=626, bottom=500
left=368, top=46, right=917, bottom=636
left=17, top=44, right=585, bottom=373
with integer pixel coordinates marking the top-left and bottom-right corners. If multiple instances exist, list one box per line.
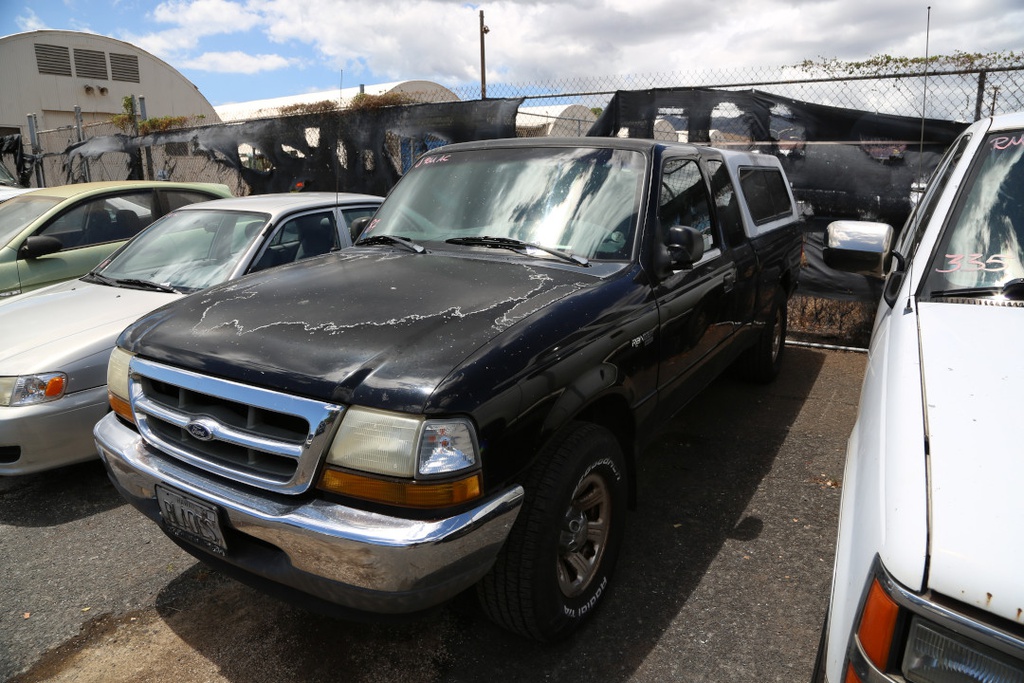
left=477, top=422, right=627, bottom=641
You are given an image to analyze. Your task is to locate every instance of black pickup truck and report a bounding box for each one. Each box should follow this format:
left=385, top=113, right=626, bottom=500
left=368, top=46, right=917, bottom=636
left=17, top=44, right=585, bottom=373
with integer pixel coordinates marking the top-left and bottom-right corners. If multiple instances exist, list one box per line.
left=95, top=137, right=802, bottom=641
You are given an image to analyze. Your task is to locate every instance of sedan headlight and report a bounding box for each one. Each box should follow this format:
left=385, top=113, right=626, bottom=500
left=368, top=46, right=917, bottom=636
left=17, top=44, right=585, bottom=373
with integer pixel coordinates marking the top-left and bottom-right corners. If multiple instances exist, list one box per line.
left=318, top=406, right=481, bottom=508
left=0, top=372, right=67, bottom=407
left=107, top=347, right=135, bottom=422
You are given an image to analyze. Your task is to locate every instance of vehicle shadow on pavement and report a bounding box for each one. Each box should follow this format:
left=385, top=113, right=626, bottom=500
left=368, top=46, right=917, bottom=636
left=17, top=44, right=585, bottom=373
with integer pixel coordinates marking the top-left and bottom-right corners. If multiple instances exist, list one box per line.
left=0, top=460, right=124, bottom=527
left=118, top=348, right=832, bottom=683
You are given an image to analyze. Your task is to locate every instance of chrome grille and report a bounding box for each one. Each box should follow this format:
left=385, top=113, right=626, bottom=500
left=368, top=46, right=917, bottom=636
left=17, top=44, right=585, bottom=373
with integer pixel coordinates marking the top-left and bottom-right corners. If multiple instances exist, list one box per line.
left=128, top=357, right=344, bottom=494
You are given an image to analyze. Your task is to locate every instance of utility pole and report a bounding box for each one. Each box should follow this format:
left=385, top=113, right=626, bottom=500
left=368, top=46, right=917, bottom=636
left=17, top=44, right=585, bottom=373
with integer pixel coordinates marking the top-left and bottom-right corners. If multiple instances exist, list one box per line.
left=479, top=10, right=489, bottom=99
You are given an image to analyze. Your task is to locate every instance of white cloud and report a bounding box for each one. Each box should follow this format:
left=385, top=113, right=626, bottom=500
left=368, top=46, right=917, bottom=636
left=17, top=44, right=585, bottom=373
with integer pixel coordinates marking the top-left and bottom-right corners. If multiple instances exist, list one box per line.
left=223, top=0, right=1024, bottom=87
left=151, top=0, right=263, bottom=36
left=15, top=9, right=49, bottom=32
left=179, top=50, right=298, bottom=73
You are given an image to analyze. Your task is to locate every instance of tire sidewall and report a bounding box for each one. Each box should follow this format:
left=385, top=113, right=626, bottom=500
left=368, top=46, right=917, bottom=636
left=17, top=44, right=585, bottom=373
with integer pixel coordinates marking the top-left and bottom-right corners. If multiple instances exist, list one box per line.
left=531, top=430, right=627, bottom=639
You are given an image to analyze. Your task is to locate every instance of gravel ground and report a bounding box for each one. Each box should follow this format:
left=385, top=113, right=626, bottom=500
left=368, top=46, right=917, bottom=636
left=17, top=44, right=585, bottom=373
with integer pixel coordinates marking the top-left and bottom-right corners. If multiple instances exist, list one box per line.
left=1, top=345, right=866, bottom=682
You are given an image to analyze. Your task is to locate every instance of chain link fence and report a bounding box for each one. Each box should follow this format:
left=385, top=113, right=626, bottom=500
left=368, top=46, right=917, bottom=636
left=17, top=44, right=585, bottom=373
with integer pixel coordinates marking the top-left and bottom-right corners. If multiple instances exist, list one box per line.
left=454, top=64, right=1024, bottom=137
left=20, top=63, right=1024, bottom=190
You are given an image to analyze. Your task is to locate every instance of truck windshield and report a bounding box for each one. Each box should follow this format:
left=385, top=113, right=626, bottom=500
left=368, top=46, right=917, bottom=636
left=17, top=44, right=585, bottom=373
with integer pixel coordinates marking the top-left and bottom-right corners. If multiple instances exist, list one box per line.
left=364, top=146, right=645, bottom=261
left=924, top=130, right=1024, bottom=296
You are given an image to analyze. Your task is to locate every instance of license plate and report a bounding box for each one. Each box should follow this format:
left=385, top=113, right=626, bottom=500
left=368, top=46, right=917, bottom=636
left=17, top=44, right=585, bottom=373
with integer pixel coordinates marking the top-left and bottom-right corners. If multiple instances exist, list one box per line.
left=156, top=485, right=227, bottom=556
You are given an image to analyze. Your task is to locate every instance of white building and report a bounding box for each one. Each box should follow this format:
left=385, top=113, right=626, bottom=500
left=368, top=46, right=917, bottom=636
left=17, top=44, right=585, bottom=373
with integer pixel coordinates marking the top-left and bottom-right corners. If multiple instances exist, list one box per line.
left=0, top=30, right=220, bottom=139
left=516, top=105, right=597, bottom=137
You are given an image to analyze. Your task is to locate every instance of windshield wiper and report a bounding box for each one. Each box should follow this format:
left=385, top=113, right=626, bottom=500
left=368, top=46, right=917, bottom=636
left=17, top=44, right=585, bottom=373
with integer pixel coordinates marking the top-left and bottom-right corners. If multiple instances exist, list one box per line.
left=445, top=236, right=590, bottom=267
left=930, top=278, right=1024, bottom=301
left=355, top=234, right=426, bottom=254
left=111, top=278, right=181, bottom=294
left=81, top=270, right=118, bottom=287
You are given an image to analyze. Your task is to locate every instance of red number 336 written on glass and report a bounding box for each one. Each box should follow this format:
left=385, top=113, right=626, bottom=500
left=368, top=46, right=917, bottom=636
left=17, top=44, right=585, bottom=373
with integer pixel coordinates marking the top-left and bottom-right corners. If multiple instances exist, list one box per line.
left=936, top=253, right=1013, bottom=273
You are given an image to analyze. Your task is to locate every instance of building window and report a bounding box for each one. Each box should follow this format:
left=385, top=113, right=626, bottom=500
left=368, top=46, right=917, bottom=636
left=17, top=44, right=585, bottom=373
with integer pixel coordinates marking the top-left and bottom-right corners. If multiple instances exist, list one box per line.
left=110, top=53, right=140, bottom=83
left=35, top=44, right=72, bottom=76
left=74, top=49, right=109, bottom=80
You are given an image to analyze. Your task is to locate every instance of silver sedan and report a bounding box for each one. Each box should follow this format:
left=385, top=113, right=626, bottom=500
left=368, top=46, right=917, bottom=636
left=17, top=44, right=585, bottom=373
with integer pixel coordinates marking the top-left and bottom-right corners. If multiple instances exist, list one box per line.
left=0, top=192, right=381, bottom=475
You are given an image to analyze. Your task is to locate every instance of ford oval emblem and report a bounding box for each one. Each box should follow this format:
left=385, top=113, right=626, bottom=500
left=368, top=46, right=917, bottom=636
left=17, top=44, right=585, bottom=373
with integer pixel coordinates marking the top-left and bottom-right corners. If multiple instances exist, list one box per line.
left=186, top=420, right=215, bottom=441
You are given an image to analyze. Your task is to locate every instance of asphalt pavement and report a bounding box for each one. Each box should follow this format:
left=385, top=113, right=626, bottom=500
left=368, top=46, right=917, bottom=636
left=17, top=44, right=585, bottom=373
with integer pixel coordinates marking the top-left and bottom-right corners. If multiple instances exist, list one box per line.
left=0, top=345, right=866, bottom=682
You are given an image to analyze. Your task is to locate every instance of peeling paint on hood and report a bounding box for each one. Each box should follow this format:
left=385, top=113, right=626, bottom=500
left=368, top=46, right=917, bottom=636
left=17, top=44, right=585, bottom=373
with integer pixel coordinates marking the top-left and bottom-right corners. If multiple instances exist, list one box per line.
left=121, top=250, right=594, bottom=412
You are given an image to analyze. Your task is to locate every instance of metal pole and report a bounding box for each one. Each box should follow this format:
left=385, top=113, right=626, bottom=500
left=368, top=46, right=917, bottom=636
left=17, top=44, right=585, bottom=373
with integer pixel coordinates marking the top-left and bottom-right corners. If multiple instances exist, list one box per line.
left=74, top=105, right=91, bottom=182
left=974, top=71, right=987, bottom=121
left=26, top=113, right=44, bottom=188
left=479, top=10, right=489, bottom=100
left=135, top=96, right=154, bottom=180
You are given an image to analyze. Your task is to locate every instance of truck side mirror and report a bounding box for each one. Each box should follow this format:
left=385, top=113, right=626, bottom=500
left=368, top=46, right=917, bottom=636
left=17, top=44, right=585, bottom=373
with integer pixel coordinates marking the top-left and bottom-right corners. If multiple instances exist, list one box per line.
left=18, top=235, right=64, bottom=259
left=667, top=226, right=705, bottom=268
left=822, top=220, right=894, bottom=278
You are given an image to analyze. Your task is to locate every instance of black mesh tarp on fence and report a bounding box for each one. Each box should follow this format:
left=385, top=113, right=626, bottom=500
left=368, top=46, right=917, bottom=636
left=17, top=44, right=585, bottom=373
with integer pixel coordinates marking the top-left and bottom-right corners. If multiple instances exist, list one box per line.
left=64, top=98, right=523, bottom=196
left=589, top=88, right=970, bottom=298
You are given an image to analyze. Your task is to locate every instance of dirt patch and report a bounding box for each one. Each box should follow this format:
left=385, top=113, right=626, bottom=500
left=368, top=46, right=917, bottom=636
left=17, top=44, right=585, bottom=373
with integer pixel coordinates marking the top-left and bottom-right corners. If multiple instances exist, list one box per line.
left=788, top=293, right=876, bottom=348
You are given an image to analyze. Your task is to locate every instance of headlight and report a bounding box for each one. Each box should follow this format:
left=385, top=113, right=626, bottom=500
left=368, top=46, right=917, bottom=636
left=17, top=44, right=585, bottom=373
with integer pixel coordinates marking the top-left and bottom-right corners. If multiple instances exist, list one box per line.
left=107, top=347, right=135, bottom=422
left=847, top=559, right=1024, bottom=683
left=318, top=406, right=481, bottom=508
left=0, top=372, right=67, bottom=407
left=902, top=617, right=1024, bottom=683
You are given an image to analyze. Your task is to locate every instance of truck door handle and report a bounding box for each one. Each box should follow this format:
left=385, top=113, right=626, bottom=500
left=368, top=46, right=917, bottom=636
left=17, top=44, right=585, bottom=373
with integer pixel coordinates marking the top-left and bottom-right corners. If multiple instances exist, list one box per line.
left=723, top=271, right=736, bottom=292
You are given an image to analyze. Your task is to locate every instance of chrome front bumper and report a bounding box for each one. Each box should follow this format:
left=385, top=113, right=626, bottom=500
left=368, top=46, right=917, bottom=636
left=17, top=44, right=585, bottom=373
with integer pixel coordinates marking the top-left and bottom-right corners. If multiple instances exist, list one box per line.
left=94, top=412, right=524, bottom=614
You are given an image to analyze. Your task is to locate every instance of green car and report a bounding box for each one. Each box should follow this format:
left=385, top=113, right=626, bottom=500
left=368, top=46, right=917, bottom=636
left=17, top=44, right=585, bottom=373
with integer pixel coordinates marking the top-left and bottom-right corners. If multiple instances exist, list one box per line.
left=0, top=181, right=233, bottom=298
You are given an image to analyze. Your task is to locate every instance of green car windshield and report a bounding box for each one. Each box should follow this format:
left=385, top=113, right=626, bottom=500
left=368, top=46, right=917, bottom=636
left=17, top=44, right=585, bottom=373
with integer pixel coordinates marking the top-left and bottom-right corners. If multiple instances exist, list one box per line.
left=361, top=146, right=644, bottom=261
left=96, top=209, right=269, bottom=293
left=923, top=130, right=1024, bottom=294
left=0, top=161, right=19, bottom=187
left=0, top=195, right=62, bottom=245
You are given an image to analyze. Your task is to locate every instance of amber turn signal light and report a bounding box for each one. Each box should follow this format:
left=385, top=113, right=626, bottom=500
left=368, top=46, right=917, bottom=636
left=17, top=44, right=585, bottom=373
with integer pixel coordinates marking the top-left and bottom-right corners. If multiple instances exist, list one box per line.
left=318, top=467, right=481, bottom=508
left=109, top=392, right=135, bottom=424
left=856, top=578, right=900, bottom=671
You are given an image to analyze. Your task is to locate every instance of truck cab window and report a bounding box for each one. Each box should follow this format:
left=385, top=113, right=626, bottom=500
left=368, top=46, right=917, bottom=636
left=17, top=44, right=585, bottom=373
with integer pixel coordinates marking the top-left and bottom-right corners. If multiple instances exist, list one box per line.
left=659, top=158, right=715, bottom=253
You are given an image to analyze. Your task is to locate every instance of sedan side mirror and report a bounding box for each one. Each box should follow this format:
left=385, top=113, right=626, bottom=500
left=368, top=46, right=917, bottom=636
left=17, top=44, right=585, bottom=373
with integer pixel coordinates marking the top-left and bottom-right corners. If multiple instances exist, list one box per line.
left=19, top=235, right=64, bottom=259
left=349, top=216, right=371, bottom=242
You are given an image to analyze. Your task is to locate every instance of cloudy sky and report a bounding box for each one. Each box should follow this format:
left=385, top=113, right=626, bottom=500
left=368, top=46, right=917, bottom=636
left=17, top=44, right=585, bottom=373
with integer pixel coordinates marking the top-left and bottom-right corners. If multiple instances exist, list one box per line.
left=3, top=0, right=1022, bottom=106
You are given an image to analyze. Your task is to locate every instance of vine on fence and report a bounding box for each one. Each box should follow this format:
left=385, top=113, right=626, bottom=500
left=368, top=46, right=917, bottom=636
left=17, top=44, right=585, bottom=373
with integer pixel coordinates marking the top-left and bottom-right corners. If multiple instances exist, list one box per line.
left=796, top=50, right=1024, bottom=77
left=109, top=95, right=206, bottom=136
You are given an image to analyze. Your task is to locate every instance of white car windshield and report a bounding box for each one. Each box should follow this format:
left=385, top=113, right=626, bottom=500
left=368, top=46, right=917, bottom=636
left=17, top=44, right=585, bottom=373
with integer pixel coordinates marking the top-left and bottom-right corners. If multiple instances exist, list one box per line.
left=924, top=129, right=1024, bottom=295
left=96, top=209, right=269, bottom=293
left=360, top=146, right=644, bottom=261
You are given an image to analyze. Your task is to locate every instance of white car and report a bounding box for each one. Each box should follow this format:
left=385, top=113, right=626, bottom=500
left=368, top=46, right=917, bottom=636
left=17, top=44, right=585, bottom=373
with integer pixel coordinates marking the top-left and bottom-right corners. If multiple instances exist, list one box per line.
left=813, top=112, right=1024, bottom=682
left=0, top=192, right=381, bottom=475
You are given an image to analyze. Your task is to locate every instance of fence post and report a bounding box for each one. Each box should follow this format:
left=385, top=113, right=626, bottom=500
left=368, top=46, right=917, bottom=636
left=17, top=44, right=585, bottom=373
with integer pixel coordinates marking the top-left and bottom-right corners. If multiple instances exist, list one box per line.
left=138, top=96, right=154, bottom=180
left=74, top=105, right=91, bottom=182
left=974, top=71, right=987, bottom=121
left=26, top=113, right=45, bottom=188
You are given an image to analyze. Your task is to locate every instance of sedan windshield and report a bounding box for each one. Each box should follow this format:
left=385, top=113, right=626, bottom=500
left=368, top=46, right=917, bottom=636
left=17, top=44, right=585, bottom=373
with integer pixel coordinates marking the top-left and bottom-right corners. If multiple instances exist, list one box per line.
left=924, top=129, right=1024, bottom=296
left=0, top=195, right=62, bottom=244
left=95, top=209, right=269, bottom=293
left=361, top=147, right=644, bottom=261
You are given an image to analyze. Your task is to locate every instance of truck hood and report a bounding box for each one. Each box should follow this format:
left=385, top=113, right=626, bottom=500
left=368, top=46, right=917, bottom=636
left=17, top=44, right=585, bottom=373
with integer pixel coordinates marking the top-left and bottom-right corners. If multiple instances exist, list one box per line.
left=0, top=278, right=178, bottom=386
left=917, top=301, right=1024, bottom=625
left=121, top=250, right=595, bottom=413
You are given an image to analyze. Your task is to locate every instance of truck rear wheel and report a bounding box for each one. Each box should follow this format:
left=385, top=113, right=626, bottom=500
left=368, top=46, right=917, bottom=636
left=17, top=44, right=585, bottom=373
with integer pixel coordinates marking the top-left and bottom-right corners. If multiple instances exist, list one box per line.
left=477, top=422, right=627, bottom=641
left=737, top=288, right=787, bottom=383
